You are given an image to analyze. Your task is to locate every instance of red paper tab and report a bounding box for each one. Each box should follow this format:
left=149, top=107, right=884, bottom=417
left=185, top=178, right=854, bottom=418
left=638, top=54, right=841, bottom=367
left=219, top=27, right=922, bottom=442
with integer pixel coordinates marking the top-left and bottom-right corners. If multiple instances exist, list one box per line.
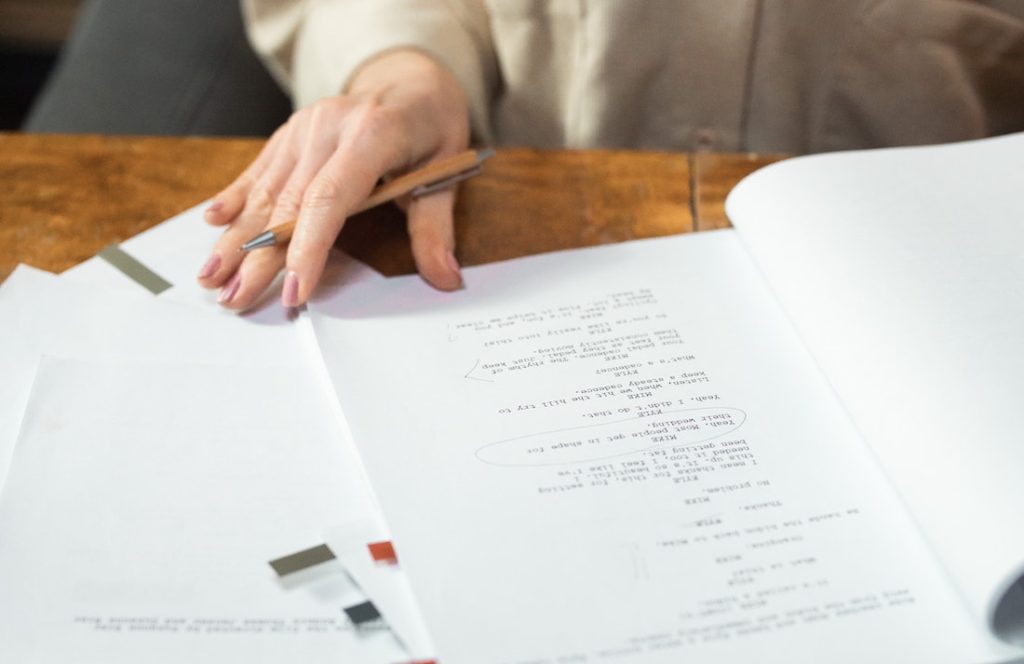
left=367, top=540, right=398, bottom=565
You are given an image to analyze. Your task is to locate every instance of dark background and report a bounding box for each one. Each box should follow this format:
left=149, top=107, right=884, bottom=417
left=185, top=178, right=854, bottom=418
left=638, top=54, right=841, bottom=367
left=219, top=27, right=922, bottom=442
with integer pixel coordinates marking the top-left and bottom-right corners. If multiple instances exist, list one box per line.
left=1, top=0, right=291, bottom=136
left=0, top=0, right=78, bottom=129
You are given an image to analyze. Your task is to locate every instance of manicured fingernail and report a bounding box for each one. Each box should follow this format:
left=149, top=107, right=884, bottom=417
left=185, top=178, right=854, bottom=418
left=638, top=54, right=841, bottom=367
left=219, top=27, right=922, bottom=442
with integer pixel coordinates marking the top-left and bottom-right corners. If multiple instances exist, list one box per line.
left=198, top=254, right=221, bottom=279
left=446, top=251, right=464, bottom=288
left=445, top=250, right=462, bottom=276
left=205, top=201, right=224, bottom=216
left=282, top=271, right=299, bottom=307
left=218, top=273, right=241, bottom=304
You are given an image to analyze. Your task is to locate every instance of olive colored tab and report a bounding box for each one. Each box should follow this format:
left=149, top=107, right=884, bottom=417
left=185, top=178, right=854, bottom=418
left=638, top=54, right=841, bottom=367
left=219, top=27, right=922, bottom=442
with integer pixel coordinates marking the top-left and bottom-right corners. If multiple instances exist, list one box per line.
left=268, top=543, right=336, bottom=577
left=96, top=244, right=172, bottom=295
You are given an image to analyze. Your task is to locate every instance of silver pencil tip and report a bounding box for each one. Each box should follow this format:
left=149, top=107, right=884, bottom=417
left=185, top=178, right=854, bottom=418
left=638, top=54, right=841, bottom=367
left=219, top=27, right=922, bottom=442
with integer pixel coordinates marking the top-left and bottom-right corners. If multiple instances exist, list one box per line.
left=241, top=231, right=277, bottom=252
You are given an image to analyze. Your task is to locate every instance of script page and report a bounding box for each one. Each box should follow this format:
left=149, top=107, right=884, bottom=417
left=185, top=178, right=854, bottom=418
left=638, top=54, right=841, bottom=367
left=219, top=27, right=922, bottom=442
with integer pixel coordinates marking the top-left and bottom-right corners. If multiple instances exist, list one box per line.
left=726, top=133, right=1024, bottom=643
left=308, top=230, right=1016, bottom=663
left=0, top=357, right=406, bottom=663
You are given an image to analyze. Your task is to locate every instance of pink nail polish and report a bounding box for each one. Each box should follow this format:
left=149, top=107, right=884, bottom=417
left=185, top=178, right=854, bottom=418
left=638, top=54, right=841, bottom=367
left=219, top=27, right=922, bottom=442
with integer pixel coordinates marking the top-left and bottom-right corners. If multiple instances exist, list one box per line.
left=282, top=271, right=300, bottom=307
left=205, top=201, right=224, bottom=216
left=218, top=273, right=241, bottom=304
left=198, top=254, right=221, bottom=279
left=445, top=251, right=461, bottom=275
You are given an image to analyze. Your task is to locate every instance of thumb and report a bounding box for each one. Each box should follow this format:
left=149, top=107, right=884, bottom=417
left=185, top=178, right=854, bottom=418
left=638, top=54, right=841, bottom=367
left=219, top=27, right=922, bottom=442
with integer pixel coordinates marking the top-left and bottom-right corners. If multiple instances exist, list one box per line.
left=407, top=188, right=463, bottom=291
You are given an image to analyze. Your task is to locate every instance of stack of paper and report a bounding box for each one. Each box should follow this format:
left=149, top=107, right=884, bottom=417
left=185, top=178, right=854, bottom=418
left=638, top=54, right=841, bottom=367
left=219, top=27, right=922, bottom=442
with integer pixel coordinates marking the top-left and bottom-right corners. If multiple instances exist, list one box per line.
left=304, top=135, right=1024, bottom=663
left=2, top=133, right=1024, bottom=663
left=0, top=205, right=434, bottom=663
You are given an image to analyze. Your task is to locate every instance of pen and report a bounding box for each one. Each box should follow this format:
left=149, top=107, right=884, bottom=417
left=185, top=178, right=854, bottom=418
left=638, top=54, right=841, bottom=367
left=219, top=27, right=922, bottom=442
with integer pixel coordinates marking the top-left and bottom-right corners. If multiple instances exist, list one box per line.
left=240, top=148, right=495, bottom=252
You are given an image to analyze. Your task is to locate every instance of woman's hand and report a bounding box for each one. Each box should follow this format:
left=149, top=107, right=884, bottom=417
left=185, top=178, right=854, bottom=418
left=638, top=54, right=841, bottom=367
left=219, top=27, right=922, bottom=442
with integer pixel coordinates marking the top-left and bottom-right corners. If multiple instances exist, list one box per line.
left=197, top=50, right=470, bottom=309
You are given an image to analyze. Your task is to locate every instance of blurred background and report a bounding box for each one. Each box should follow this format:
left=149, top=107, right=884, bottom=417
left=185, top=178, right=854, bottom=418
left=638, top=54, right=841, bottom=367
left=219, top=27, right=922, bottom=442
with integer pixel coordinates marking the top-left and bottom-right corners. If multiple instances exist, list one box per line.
left=0, top=0, right=291, bottom=135
left=0, top=0, right=78, bottom=129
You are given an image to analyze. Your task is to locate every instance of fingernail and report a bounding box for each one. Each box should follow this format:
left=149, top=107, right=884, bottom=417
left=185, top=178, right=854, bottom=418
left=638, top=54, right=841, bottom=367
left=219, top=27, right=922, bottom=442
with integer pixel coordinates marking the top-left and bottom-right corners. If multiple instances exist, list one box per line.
left=198, top=254, right=221, bottom=279
left=446, top=251, right=464, bottom=287
left=205, top=201, right=224, bottom=217
left=445, top=250, right=462, bottom=276
left=218, top=273, right=241, bottom=304
left=282, top=271, right=300, bottom=307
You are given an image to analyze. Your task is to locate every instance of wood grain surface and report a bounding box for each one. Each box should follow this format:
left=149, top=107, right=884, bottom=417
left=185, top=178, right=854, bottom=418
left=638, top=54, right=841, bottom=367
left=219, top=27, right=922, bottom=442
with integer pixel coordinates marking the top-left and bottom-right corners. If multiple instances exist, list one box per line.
left=691, top=151, right=784, bottom=230
left=0, top=133, right=785, bottom=281
left=0, top=133, right=258, bottom=278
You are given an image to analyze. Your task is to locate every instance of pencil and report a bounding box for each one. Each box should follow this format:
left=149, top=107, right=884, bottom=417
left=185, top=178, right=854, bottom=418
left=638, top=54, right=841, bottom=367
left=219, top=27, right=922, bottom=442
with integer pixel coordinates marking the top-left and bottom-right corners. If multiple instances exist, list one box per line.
left=240, top=148, right=495, bottom=252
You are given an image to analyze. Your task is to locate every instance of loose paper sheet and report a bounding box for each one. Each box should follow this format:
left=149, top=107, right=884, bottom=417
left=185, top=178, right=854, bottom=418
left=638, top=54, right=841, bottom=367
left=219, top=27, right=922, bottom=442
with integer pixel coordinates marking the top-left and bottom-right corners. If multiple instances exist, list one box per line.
left=726, top=132, right=1024, bottom=642
left=0, top=357, right=406, bottom=663
left=308, top=230, right=1019, bottom=663
left=62, top=202, right=221, bottom=305
left=0, top=251, right=380, bottom=490
left=60, top=201, right=377, bottom=325
left=326, top=520, right=435, bottom=660
left=0, top=267, right=295, bottom=490
left=0, top=256, right=416, bottom=652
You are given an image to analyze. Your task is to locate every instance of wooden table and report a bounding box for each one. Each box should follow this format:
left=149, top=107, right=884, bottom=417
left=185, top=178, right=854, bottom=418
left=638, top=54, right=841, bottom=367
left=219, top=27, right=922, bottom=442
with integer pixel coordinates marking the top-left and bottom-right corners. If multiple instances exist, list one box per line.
left=0, top=133, right=783, bottom=280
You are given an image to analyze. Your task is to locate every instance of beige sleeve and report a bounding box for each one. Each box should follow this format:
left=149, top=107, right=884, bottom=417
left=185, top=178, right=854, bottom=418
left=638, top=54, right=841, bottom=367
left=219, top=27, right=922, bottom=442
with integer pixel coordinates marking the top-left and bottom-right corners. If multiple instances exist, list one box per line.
left=240, top=0, right=497, bottom=141
left=979, top=0, right=1024, bottom=21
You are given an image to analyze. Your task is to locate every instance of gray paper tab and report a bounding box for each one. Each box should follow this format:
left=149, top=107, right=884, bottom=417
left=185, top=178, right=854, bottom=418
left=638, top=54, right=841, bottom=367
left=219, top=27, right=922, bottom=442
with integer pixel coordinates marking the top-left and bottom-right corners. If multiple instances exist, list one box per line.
left=269, top=544, right=336, bottom=576
left=96, top=244, right=172, bottom=295
left=344, top=600, right=382, bottom=626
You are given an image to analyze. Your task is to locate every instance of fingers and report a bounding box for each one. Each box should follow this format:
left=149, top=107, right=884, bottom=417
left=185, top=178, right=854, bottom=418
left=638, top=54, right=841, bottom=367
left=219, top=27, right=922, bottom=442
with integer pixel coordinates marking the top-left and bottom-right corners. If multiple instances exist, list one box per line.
left=266, top=119, right=336, bottom=230
left=407, top=188, right=463, bottom=291
left=220, top=156, right=464, bottom=309
left=220, top=131, right=337, bottom=310
left=204, top=126, right=286, bottom=227
left=218, top=244, right=288, bottom=310
left=197, top=128, right=300, bottom=290
left=201, top=141, right=465, bottom=309
left=203, top=171, right=252, bottom=228
left=196, top=60, right=472, bottom=310
left=283, top=147, right=385, bottom=306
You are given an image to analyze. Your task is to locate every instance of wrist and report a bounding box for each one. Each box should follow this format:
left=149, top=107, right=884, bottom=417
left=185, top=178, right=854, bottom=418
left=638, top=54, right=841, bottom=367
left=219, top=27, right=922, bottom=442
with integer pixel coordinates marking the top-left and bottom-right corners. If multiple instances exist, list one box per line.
left=346, top=49, right=446, bottom=94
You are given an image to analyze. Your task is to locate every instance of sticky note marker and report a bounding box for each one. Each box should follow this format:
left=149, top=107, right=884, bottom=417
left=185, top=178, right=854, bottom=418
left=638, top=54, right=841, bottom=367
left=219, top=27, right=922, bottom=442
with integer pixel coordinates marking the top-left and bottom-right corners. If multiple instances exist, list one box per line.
left=268, top=544, right=336, bottom=577
left=96, top=244, right=172, bottom=295
left=344, top=600, right=382, bottom=626
left=367, top=540, right=398, bottom=565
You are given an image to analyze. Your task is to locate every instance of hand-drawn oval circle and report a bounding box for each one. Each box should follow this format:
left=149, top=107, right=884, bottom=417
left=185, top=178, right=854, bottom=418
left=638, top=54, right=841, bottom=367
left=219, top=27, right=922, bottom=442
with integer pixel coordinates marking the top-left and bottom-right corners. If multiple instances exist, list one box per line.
left=475, top=407, right=747, bottom=467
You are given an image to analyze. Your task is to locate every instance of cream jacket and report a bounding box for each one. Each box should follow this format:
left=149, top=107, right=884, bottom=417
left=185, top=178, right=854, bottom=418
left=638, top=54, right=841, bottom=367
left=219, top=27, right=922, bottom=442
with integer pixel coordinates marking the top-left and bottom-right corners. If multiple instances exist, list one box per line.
left=242, top=0, right=1024, bottom=154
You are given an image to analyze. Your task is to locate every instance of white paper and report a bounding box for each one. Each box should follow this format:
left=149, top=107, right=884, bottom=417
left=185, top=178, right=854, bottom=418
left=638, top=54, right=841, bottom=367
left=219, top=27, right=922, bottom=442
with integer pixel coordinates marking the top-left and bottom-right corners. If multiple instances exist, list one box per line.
left=0, top=267, right=292, bottom=491
left=0, top=251, right=424, bottom=659
left=61, top=201, right=220, bottom=304
left=726, top=132, right=1024, bottom=642
left=325, top=520, right=435, bottom=660
left=308, top=230, right=1020, bottom=663
left=0, top=266, right=56, bottom=483
left=0, top=249, right=383, bottom=486
left=61, top=201, right=382, bottom=326
left=0, top=357, right=408, bottom=662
